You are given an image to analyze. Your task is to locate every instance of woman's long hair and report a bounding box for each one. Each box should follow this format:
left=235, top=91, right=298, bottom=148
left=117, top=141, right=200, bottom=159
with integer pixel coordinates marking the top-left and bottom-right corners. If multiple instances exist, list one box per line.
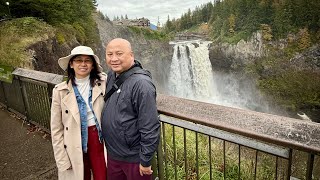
left=66, top=55, right=101, bottom=87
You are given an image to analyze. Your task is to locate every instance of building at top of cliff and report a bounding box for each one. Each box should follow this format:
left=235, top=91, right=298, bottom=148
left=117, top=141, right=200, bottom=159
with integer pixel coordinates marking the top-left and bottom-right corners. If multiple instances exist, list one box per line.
left=113, top=17, right=150, bottom=28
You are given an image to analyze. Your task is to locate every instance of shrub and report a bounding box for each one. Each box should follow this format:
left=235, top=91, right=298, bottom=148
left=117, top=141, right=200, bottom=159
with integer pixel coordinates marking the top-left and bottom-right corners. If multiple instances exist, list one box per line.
left=56, top=32, right=65, bottom=45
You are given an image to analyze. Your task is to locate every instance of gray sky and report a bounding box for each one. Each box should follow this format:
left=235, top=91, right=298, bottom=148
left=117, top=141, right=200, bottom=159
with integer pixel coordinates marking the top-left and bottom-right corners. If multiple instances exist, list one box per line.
left=96, top=0, right=213, bottom=26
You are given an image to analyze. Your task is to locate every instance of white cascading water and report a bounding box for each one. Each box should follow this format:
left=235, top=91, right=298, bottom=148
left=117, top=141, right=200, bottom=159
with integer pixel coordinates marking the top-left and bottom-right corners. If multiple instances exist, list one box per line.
left=168, top=40, right=273, bottom=112
left=168, top=40, right=215, bottom=101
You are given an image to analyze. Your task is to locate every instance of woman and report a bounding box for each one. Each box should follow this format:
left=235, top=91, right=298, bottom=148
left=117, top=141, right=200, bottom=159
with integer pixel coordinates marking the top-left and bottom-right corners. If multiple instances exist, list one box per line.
left=50, top=46, right=107, bottom=180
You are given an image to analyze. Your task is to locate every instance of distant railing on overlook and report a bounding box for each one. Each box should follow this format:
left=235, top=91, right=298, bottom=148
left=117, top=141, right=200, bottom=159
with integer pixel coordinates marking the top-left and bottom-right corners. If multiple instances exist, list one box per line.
left=0, top=68, right=319, bottom=180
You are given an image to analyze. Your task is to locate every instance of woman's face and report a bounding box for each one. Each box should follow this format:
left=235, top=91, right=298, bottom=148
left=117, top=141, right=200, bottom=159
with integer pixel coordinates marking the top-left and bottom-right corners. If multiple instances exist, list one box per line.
left=70, top=55, right=94, bottom=78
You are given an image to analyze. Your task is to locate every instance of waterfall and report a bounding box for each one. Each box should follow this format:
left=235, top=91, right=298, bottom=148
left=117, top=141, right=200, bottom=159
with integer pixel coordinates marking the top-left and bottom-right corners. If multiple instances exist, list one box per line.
left=167, top=40, right=274, bottom=113
left=168, top=40, right=215, bottom=101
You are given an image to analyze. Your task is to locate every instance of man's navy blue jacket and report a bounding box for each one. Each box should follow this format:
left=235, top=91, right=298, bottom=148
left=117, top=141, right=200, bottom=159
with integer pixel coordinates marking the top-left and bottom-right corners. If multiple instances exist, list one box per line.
left=101, top=64, right=160, bottom=167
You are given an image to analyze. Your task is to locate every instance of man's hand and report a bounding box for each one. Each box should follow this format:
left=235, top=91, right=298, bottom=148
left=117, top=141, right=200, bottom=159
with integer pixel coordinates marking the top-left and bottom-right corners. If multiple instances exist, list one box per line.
left=139, top=164, right=153, bottom=176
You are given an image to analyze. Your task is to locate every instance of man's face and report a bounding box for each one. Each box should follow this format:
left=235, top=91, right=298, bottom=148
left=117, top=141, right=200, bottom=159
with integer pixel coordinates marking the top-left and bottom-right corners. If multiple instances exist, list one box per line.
left=106, top=40, right=134, bottom=74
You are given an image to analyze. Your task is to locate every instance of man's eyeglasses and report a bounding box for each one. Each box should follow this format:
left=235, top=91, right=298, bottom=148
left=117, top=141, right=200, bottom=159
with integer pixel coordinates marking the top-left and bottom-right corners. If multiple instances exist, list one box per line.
left=73, top=58, right=93, bottom=64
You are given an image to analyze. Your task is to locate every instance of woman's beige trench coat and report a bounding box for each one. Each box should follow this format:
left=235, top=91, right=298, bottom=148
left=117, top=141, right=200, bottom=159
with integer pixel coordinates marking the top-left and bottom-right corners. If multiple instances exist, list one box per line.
left=50, top=73, right=106, bottom=180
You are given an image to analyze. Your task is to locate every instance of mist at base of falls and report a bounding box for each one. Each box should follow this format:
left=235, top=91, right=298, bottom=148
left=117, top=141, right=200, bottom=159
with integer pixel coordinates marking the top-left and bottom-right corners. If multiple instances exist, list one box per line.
left=209, top=71, right=275, bottom=113
left=164, top=40, right=285, bottom=115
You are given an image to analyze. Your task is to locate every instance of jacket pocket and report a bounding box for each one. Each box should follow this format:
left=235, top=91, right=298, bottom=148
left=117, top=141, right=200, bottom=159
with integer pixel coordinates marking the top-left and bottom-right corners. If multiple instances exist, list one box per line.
left=124, top=121, right=140, bottom=149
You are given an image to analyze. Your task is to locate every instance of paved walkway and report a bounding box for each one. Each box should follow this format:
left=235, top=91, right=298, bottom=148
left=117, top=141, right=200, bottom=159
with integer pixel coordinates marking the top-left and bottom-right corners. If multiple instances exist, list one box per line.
left=0, top=107, right=57, bottom=180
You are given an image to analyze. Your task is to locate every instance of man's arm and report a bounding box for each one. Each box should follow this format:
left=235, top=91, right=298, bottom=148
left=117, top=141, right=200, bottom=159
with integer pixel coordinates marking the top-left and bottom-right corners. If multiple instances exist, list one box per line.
left=133, top=79, right=160, bottom=168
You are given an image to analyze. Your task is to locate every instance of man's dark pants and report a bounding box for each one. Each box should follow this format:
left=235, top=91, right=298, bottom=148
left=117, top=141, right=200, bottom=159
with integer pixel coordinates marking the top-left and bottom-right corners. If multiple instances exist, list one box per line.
left=107, top=156, right=152, bottom=180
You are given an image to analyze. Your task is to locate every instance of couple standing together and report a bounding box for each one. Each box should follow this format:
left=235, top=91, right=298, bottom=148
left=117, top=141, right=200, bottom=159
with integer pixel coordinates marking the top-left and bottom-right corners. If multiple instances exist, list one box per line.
left=50, top=38, right=160, bottom=180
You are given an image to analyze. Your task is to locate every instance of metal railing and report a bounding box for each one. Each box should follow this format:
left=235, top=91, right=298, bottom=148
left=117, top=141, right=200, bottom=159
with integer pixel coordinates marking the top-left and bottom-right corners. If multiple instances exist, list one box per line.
left=0, top=68, right=61, bottom=133
left=0, top=68, right=319, bottom=180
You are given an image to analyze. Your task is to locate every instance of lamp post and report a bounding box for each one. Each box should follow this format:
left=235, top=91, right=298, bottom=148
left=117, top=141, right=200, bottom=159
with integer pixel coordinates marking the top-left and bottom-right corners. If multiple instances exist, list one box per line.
left=6, top=2, right=11, bottom=17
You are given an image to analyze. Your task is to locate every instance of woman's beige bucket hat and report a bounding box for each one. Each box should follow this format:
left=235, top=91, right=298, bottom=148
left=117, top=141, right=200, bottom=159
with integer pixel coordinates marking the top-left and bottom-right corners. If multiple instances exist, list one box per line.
left=58, top=46, right=103, bottom=72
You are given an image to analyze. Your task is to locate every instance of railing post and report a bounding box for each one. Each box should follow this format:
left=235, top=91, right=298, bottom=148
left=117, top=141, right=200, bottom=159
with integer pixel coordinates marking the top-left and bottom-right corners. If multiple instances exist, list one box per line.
left=17, top=77, right=28, bottom=120
left=156, top=130, right=165, bottom=180
left=305, top=153, right=314, bottom=180
left=0, top=81, right=8, bottom=109
left=162, top=122, right=168, bottom=179
left=151, top=153, right=158, bottom=180
left=195, top=132, right=199, bottom=180
left=173, top=126, right=177, bottom=180
left=287, top=149, right=293, bottom=180
left=47, top=83, right=55, bottom=106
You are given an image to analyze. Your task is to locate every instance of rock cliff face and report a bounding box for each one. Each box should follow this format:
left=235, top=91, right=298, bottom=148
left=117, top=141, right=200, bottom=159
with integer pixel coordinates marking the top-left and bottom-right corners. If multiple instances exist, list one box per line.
left=288, top=45, right=320, bottom=72
left=27, top=38, right=80, bottom=75
left=95, top=15, right=172, bottom=92
left=208, top=32, right=320, bottom=74
left=209, top=32, right=265, bottom=71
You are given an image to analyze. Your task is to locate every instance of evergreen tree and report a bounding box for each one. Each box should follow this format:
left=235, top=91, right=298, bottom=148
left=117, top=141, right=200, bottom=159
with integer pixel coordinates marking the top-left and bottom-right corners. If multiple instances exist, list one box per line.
left=272, top=0, right=293, bottom=38
left=164, top=15, right=173, bottom=32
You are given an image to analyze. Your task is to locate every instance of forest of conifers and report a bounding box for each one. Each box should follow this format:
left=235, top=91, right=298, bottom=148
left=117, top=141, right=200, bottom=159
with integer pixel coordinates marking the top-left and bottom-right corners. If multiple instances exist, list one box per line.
left=164, top=0, right=320, bottom=42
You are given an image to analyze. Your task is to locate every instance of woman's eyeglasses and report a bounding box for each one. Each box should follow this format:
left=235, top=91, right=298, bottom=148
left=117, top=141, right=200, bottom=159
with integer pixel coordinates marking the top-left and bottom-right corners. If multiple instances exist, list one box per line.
left=73, top=58, right=93, bottom=64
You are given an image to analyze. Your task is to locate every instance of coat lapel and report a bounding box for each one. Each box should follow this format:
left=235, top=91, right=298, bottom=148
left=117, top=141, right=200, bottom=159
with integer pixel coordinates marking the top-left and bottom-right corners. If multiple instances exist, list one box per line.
left=92, top=78, right=106, bottom=104
left=92, top=85, right=102, bottom=104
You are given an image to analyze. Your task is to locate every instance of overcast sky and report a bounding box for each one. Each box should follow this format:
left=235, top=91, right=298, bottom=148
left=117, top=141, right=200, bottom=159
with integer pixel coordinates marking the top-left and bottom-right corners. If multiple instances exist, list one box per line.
left=96, top=0, right=213, bottom=26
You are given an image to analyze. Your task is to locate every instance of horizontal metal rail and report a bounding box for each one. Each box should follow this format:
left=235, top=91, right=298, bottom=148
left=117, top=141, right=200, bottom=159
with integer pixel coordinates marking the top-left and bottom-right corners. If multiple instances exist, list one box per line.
left=156, top=94, right=320, bottom=155
left=160, top=115, right=290, bottom=159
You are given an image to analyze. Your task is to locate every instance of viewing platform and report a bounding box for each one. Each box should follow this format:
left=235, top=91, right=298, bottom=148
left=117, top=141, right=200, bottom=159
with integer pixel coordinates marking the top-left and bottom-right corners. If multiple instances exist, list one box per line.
left=0, top=107, right=56, bottom=179
left=0, top=68, right=319, bottom=180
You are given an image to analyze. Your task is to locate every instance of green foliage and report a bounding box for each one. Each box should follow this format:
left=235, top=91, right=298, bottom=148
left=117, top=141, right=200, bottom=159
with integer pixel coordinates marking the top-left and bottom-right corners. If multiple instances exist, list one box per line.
left=209, top=16, right=226, bottom=41
left=246, top=37, right=320, bottom=115
left=72, top=22, right=86, bottom=45
left=164, top=15, right=175, bottom=33
left=56, top=24, right=74, bottom=42
left=128, top=26, right=170, bottom=41
left=222, top=30, right=251, bottom=44
left=56, top=31, right=65, bottom=45
left=298, top=28, right=311, bottom=50
left=258, top=70, right=320, bottom=111
left=7, top=0, right=99, bottom=47
left=0, top=17, right=55, bottom=67
left=260, top=24, right=273, bottom=41
left=228, top=14, right=236, bottom=34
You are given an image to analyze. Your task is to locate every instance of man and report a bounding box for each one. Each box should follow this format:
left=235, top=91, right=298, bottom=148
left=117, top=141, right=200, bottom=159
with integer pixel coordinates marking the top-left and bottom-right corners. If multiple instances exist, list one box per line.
left=101, top=38, right=160, bottom=180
